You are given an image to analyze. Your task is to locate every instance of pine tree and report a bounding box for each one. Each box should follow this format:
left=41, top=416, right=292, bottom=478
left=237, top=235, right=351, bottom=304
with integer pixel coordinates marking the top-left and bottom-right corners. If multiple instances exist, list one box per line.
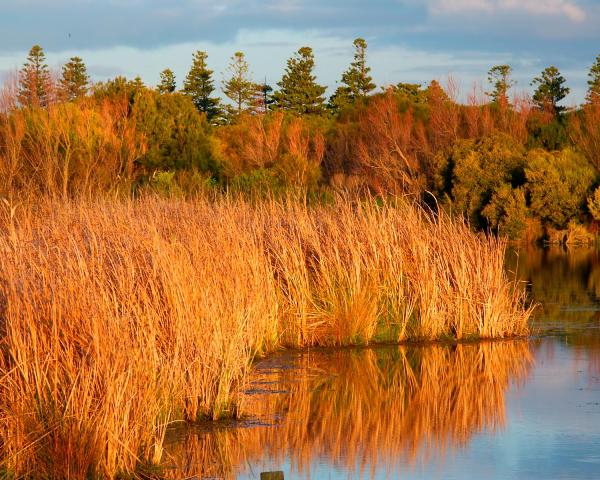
left=222, top=51, right=255, bottom=115
left=586, top=54, right=600, bottom=104
left=58, top=56, right=89, bottom=102
left=157, top=69, right=176, bottom=94
left=18, top=44, right=52, bottom=108
left=531, top=66, right=570, bottom=114
left=329, top=38, right=375, bottom=112
left=273, top=46, right=326, bottom=115
left=253, top=82, right=274, bottom=113
left=183, top=50, right=221, bottom=121
left=487, top=65, right=515, bottom=106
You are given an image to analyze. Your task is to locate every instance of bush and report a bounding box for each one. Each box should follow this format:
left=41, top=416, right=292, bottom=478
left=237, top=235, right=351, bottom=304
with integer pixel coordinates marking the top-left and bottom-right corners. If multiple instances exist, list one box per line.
left=482, top=184, right=529, bottom=240
left=434, top=133, right=526, bottom=228
left=525, top=148, right=596, bottom=228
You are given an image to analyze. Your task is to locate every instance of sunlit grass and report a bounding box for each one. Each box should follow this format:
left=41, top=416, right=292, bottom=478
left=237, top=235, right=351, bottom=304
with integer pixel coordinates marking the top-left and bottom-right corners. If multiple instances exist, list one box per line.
left=0, top=195, right=532, bottom=478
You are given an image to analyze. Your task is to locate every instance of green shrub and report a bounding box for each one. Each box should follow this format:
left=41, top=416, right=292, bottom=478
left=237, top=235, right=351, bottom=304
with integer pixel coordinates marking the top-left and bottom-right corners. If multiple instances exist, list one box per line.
left=434, top=133, right=526, bottom=228
left=526, top=148, right=596, bottom=228
left=482, top=184, right=529, bottom=240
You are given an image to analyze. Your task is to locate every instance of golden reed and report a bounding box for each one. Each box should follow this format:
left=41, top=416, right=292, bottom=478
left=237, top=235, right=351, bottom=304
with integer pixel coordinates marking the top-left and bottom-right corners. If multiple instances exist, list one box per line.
left=0, top=196, right=532, bottom=478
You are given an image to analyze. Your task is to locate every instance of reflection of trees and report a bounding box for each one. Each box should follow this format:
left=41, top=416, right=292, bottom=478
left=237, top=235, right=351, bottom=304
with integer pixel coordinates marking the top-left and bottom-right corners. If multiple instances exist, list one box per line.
left=507, top=247, right=600, bottom=375
left=507, top=247, right=600, bottom=327
left=162, top=342, right=531, bottom=478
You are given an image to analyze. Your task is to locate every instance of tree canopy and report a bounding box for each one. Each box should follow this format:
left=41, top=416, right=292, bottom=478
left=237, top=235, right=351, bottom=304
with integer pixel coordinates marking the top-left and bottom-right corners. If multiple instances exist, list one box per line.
left=487, top=65, right=515, bottom=107
left=273, top=47, right=326, bottom=115
left=531, top=66, right=570, bottom=114
left=157, top=69, right=176, bottom=94
left=222, top=51, right=256, bottom=116
left=59, top=56, right=89, bottom=102
left=183, top=50, right=221, bottom=121
left=329, top=38, right=376, bottom=112
left=18, top=45, right=52, bottom=108
left=586, top=54, right=600, bottom=104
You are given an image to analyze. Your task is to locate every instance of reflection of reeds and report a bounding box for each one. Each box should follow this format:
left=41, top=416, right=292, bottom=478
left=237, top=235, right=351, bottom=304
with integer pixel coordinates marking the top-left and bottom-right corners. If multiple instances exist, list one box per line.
left=164, top=341, right=532, bottom=479
left=0, top=197, right=532, bottom=477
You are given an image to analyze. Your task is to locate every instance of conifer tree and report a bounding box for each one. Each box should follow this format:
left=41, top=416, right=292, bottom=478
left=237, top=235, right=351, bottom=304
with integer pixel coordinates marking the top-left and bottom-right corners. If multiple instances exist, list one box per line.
left=273, top=46, right=326, bottom=115
left=329, top=38, right=375, bottom=112
left=18, top=44, right=52, bottom=108
left=586, top=54, right=600, bottom=104
left=253, top=82, right=274, bottom=113
left=157, top=69, right=176, bottom=94
left=58, top=56, right=89, bottom=101
left=183, top=50, right=221, bottom=121
left=531, top=66, right=570, bottom=114
left=487, top=65, right=515, bottom=106
left=222, top=51, right=255, bottom=115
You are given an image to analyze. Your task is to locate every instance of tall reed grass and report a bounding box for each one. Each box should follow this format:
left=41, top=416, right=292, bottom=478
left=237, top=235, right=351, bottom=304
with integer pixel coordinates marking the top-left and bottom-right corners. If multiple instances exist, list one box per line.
left=0, top=196, right=532, bottom=478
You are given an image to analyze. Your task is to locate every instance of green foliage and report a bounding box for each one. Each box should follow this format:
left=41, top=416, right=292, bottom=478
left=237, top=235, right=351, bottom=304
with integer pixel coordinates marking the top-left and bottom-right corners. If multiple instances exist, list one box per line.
left=434, top=134, right=526, bottom=228
left=531, top=66, right=570, bottom=114
left=487, top=65, right=515, bottom=106
left=18, top=45, right=52, bottom=108
left=157, top=69, right=176, bottom=94
left=222, top=51, right=256, bottom=116
left=132, top=90, right=219, bottom=175
left=273, top=47, right=326, bottom=115
left=526, top=115, right=568, bottom=150
left=482, top=184, right=528, bottom=240
left=183, top=50, right=221, bottom=121
left=92, top=75, right=146, bottom=105
left=587, top=186, right=600, bottom=221
left=59, top=56, right=89, bottom=102
left=526, top=148, right=595, bottom=228
left=149, top=171, right=182, bottom=196
left=329, top=38, right=375, bottom=112
left=229, top=168, right=284, bottom=195
left=393, top=83, right=427, bottom=104
left=587, top=54, right=600, bottom=104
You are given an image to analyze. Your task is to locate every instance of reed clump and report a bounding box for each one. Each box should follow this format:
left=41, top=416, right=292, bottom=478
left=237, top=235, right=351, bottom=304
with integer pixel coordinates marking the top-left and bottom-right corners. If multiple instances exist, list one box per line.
left=0, top=196, right=532, bottom=478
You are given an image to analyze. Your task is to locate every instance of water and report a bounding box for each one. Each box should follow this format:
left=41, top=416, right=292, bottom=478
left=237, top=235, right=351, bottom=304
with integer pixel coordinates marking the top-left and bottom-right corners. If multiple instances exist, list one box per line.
left=163, top=247, right=600, bottom=479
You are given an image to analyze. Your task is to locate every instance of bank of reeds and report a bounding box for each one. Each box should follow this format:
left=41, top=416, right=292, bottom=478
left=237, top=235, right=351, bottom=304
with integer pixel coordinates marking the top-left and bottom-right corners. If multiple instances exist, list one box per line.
left=0, top=196, right=533, bottom=478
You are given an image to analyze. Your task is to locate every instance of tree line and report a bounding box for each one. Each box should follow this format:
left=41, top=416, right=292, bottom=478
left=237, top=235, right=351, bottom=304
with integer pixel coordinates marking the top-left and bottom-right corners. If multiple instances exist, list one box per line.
left=3, top=41, right=600, bottom=243
left=14, top=41, right=599, bottom=119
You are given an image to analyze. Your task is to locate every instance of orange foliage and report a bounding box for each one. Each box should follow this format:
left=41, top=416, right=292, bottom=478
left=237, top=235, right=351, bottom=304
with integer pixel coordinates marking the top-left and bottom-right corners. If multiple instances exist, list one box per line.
left=0, top=96, right=145, bottom=199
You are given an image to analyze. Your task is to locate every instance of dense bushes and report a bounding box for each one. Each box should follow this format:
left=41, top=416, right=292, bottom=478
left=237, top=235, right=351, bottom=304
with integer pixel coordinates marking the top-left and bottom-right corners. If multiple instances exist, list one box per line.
left=525, top=148, right=595, bottom=228
left=1, top=77, right=599, bottom=241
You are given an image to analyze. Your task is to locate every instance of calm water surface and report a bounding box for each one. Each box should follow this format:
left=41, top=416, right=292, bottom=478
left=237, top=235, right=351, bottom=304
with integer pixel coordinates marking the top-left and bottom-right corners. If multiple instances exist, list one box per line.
left=163, top=247, right=600, bottom=479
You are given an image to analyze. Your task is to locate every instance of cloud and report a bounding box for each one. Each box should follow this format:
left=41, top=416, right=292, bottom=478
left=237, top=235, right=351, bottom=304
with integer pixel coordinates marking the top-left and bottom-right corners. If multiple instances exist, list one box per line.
left=430, top=0, right=587, bottom=22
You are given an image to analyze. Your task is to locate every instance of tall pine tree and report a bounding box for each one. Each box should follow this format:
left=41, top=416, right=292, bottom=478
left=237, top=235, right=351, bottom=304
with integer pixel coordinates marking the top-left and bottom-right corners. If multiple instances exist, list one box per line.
left=329, top=38, right=375, bottom=112
left=18, top=45, right=52, bottom=108
left=183, top=50, right=221, bottom=121
left=586, top=54, right=600, bottom=104
left=222, top=51, right=255, bottom=116
left=487, top=65, right=515, bottom=107
left=58, top=56, right=89, bottom=101
left=531, top=66, right=570, bottom=114
left=273, top=46, right=326, bottom=115
left=157, top=69, right=176, bottom=94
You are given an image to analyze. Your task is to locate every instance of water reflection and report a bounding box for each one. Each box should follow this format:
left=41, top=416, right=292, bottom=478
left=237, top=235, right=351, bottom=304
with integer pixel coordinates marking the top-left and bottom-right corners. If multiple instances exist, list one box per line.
left=508, top=246, right=600, bottom=375
left=162, top=342, right=532, bottom=478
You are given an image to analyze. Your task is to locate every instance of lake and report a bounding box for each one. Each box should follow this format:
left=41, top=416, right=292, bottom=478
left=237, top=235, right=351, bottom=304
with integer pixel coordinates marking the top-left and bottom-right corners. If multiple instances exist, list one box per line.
left=162, top=247, right=600, bottom=479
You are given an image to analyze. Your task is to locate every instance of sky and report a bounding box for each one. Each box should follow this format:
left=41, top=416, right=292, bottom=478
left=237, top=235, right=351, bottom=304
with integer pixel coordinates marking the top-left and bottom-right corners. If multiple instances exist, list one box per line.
left=0, top=0, right=598, bottom=104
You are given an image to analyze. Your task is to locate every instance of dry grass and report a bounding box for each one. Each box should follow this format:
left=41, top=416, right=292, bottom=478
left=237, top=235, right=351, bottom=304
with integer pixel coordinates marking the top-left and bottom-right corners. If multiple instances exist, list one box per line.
left=0, top=195, right=532, bottom=478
